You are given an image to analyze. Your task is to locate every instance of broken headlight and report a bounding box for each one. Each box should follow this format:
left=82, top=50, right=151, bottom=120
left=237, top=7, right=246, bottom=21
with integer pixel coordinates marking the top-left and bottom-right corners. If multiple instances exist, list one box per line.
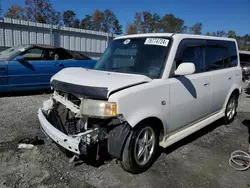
left=80, top=99, right=117, bottom=118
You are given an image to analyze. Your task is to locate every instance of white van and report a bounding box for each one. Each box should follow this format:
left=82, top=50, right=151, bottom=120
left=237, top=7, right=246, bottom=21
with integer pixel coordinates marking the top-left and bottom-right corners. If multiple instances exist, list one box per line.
left=38, top=33, right=242, bottom=174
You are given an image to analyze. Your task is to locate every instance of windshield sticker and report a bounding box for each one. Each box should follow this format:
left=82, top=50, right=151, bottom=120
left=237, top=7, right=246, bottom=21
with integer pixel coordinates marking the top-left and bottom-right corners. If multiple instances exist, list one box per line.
left=144, top=38, right=169, bottom=47
left=20, top=48, right=25, bottom=52
left=124, top=39, right=131, bottom=45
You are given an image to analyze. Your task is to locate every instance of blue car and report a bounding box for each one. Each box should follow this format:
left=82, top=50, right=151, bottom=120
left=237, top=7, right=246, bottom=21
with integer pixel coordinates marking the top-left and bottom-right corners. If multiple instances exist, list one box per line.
left=0, top=44, right=97, bottom=93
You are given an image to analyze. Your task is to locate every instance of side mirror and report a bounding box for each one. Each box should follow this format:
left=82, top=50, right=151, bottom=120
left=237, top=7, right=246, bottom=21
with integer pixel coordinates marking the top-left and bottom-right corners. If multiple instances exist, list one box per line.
left=14, top=55, right=25, bottom=61
left=174, top=62, right=195, bottom=76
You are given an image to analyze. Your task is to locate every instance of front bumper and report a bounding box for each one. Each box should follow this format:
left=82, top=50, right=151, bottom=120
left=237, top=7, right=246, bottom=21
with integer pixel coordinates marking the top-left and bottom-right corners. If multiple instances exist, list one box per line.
left=38, top=108, right=81, bottom=155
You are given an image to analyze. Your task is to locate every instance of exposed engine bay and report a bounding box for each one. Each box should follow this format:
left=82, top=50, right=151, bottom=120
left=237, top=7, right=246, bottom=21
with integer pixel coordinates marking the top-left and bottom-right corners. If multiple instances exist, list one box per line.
left=40, top=90, right=130, bottom=159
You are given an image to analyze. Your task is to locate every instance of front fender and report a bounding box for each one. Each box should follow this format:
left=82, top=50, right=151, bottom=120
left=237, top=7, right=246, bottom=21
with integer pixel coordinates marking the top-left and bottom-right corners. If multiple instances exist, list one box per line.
left=108, top=80, right=170, bottom=134
left=124, top=107, right=165, bottom=129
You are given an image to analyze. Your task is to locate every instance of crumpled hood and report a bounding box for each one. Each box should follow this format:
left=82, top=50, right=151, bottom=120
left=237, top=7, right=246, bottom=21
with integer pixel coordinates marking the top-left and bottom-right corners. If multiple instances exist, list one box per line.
left=50, top=67, right=151, bottom=98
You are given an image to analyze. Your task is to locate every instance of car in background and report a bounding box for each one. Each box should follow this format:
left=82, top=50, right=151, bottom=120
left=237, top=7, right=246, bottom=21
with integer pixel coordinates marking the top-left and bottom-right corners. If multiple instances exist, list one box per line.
left=0, top=44, right=97, bottom=93
left=239, top=50, right=250, bottom=82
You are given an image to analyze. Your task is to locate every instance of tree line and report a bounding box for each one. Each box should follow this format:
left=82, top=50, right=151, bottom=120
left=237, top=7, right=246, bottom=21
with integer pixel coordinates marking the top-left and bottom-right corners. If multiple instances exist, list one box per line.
left=1, top=0, right=249, bottom=50
left=127, top=11, right=250, bottom=50
left=0, top=0, right=123, bottom=35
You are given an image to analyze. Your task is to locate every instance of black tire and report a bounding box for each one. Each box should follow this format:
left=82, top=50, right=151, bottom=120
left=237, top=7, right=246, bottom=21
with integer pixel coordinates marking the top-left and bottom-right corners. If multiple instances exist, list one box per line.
left=120, top=123, right=159, bottom=174
left=224, top=94, right=238, bottom=124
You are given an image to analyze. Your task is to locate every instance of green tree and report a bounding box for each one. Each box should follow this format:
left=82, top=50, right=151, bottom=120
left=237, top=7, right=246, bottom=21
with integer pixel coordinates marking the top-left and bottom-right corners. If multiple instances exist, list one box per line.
left=189, top=23, right=202, bottom=34
left=205, top=32, right=211, bottom=36
left=101, top=9, right=116, bottom=33
left=73, top=18, right=80, bottom=28
left=159, top=14, right=186, bottom=33
left=25, top=0, right=58, bottom=24
left=4, top=5, right=25, bottom=20
left=50, top=11, right=61, bottom=25
left=92, top=9, right=103, bottom=31
left=132, top=11, right=161, bottom=33
left=101, top=9, right=122, bottom=35
left=63, top=10, right=76, bottom=27
left=212, top=30, right=227, bottom=37
left=80, top=15, right=92, bottom=30
left=226, top=32, right=250, bottom=50
left=239, top=34, right=250, bottom=50
left=133, top=12, right=143, bottom=33
left=126, top=23, right=137, bottom=34
left=151, top=13, right=161, bottom=32
left=141, top=11, right=152, bottom=33
left=113, top=19, right=122, bottom=35
left=227, top=30, right=237, bottom=38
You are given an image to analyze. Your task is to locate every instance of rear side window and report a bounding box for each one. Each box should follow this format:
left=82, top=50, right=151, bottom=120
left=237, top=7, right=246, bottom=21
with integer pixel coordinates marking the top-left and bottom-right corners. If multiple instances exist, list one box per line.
left=205, top=44, right=228, bottom=70
left=205, top=40, right=238, bottom=71
left=228, top=41, right=238, bottom=67
left=174, top=39, right=238, bottom=76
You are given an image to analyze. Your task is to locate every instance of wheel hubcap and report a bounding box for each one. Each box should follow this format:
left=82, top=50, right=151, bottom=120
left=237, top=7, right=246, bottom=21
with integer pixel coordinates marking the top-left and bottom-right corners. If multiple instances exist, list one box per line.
left=134, top=127, right=156, bottom=166
left=227, top=98, right=236, bottom=120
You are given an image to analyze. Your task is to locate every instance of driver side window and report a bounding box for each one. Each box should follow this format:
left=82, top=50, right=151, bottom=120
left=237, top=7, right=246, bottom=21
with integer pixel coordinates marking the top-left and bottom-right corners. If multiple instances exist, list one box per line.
left=174, top=39, right=205, bottom=74
left=20, top=48, right=45, bottom=61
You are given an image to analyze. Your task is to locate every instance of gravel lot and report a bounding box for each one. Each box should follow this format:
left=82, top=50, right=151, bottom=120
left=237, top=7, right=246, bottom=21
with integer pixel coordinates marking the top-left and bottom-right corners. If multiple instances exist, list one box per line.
left=0, top=88, right=250, bottom=188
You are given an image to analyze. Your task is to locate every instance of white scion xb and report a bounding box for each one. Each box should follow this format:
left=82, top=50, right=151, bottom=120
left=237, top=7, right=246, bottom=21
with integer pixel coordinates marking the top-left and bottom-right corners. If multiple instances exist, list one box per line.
left=38, top=33, right=242, bottom=174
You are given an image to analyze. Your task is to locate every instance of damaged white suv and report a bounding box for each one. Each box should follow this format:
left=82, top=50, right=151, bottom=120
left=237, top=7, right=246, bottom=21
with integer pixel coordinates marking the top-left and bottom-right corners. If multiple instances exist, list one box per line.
left=38, top=33, right=242, bottom=174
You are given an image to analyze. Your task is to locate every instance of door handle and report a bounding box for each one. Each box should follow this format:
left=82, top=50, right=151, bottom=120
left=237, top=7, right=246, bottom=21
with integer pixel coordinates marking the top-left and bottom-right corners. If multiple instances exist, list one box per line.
left=228, top=77, right=232, bottom=80
left=204, top=83, right=210, bottom=86
left=0, top=67, right=6, bottom=71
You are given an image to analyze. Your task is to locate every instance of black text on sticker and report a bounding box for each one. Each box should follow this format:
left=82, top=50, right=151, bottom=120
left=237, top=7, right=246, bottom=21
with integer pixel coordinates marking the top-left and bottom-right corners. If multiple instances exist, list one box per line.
left=144, top=38, right=169, bottom=47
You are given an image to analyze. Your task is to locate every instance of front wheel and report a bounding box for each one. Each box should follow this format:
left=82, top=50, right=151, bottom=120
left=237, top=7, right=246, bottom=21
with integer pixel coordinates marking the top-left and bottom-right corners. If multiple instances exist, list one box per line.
left=120, top=123, right=159, bottom=174
left=224, top=94, right=238, bottom=124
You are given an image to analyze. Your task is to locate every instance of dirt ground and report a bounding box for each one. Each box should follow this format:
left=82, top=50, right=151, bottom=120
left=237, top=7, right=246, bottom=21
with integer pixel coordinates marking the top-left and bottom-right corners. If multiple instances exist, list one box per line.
left=0, top=88, right=250, bottom=188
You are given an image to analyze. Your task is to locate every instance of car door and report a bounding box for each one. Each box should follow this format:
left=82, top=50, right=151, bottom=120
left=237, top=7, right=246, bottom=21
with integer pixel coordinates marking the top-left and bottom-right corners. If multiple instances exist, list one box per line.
left=167, top=39, right=211, bottom=133
left=7, top=47, right=63, bottom=90
left=205, top=40, right=234, bottom=113
left=0, top=60, right=7, bottom=92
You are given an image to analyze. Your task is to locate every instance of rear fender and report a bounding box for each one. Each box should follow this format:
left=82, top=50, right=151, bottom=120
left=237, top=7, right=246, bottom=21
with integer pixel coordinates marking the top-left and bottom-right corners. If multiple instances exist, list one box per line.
left=223, top=84, right=241, bottom=109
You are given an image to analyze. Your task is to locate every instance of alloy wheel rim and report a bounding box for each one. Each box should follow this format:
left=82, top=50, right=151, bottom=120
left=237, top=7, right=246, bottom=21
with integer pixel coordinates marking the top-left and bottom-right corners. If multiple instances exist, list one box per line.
left=134, top=127, right=156, bottom=166
left=227, top=98, right=236, bottom=120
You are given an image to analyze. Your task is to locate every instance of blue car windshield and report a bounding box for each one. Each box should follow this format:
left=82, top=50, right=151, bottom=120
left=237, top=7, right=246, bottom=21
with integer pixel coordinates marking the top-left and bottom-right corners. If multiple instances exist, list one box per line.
left=94, top=37, right=170, bottom=79
left=0, top=44, right=31, bottom=60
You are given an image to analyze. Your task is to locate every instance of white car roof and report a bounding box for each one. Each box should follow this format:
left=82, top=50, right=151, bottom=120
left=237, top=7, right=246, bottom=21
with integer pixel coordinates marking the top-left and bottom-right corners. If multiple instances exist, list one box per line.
left=114, top=33, right=236, bottom=42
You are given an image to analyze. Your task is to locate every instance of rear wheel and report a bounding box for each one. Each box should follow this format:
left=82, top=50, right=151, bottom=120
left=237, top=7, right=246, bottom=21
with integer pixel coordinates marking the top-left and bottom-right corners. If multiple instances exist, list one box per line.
left=121, top=123, right=159, bottom=174
left=224, top=94, right=238, bottom=124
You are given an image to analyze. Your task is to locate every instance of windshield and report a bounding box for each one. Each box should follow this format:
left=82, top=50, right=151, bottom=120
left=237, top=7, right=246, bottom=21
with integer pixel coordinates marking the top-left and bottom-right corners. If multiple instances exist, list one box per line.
left=94, top=37, right=170, bottom=79
left=0, top=44, right=31, bottom=60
